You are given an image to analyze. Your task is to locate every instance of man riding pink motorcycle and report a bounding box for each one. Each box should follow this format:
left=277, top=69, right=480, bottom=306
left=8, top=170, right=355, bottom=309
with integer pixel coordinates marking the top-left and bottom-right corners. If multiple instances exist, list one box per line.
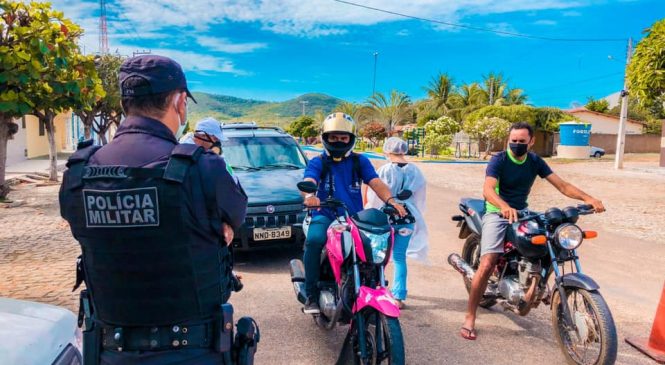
left=300, top=112, right=408, bottom=314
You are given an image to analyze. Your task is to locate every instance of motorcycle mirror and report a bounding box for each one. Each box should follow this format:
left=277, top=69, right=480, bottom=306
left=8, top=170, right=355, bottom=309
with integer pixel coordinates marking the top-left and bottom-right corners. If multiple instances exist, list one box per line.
left=396, top=190, right=412, bottom=200
left=297, top=181, right=318, bottom=194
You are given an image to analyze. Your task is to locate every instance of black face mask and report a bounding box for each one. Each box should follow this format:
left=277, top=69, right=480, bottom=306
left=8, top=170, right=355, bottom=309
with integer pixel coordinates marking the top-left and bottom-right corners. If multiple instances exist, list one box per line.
left=328, top=141, right=350, bottom=158
left=509, top=143, right=529, bottom=157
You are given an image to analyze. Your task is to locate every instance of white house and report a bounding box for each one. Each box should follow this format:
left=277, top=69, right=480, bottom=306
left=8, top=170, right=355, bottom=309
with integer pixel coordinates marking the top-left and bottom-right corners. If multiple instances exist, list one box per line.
left=565, top=107, right=645, bottom=134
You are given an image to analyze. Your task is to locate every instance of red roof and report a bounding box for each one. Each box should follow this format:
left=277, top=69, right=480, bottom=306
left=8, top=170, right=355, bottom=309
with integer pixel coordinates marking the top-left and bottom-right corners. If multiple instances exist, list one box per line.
left=565, top=107, right=645, bottom=125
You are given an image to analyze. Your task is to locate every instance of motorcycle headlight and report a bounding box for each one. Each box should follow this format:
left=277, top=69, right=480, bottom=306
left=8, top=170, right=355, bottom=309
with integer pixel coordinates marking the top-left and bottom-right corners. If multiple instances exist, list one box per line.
left=365, top=231, right=391, bottom=263
left=555, top=223, right=583, bottom=250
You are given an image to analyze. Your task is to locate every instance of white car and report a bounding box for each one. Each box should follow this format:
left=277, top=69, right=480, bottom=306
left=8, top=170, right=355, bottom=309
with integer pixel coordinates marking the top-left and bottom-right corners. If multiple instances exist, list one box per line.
left=0, top=297, right=82, bottom=364
left=590, top=146, right=606, bottom=158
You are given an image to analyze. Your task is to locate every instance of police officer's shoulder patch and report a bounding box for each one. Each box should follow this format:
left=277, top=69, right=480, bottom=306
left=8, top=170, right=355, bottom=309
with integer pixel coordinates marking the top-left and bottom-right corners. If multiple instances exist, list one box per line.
left=82, top=187, right=160, bottom=228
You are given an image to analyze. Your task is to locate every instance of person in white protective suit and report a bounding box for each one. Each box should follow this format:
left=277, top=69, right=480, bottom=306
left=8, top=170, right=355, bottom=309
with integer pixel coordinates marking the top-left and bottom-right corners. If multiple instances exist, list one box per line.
left=364, top=137, right=429, bottom=308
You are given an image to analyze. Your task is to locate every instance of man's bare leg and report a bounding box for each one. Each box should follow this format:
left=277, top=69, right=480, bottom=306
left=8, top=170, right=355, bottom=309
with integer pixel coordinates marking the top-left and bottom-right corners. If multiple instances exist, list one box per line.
left=462, top=253, right=500, bottom=335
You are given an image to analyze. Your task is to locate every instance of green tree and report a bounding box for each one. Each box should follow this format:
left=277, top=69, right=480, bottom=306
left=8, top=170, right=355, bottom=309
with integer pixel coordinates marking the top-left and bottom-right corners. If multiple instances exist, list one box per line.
left=366, top=90, right=412, bottom=134
left=627, top=19, right=665, bottom=107
left=424, top=72, right=456, bottom=113
left=336, top=101, right=372, bottom=124
left=423, top=116, right=460, bottom=156
left=480, top=72, right=508, bottom=106
left=465, top=105, right=572, bottom=133
left=448, top=82, right=485, bottom=122
left=0, top=1, right=103, bottom=190
left=0, top=1, right=35, bottom=199
left=463, top=116, right=511, bottom=154
left=74, top=54, right=123, bottom=142
left=287, top=115, right=318, bottom=140
left=21, top=2, right=103, bottom=180
left=585, top=97, right=609, bottom=113
left=504, top=88, right=528, bottom=105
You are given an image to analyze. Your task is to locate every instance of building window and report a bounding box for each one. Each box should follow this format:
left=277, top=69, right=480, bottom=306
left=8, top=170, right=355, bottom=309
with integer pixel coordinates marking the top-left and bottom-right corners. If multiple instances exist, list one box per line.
left=39, top=119, right=45, bottom=136
left=21, top=116, right=26, bottom=129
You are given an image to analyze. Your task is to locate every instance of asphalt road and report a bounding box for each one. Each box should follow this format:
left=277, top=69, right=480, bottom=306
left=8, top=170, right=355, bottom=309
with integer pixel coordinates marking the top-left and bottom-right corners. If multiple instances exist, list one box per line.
left=229, top=171, right=664, bottom=365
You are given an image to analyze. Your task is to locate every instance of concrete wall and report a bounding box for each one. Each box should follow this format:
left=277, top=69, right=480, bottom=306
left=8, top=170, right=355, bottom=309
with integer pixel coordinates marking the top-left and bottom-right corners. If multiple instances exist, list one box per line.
left=6, top=117, right=28, bottom=166
left=571, top=111, right=644, bottom=134
left=25, top=112, right=69, bottom=158
left=554, top=133, right=661, bottom=154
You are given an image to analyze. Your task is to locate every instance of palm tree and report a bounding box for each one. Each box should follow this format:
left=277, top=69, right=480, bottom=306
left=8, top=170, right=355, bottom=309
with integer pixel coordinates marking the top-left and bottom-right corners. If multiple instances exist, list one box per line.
left=504, top=88, right=528, bottom=105
left=366, top=90, right=412, bottom=135
left=480, top=72, right=508, bottom=106
left=336, top=101, right=373, bottom=124
left=449, top=82, right=485, bottom=121
left=424, top=72, right=456, bottom=113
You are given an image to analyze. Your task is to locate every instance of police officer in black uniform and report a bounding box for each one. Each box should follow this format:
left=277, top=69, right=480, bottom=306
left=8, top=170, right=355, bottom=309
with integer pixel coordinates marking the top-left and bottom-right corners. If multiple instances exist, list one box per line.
left=59, top=55, right=249, bottom=365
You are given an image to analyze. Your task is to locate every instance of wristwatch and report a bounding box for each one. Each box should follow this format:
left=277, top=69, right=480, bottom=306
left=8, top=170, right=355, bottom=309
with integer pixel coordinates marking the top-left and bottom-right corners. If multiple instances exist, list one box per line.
left=305, top=193, right=315, bottom=199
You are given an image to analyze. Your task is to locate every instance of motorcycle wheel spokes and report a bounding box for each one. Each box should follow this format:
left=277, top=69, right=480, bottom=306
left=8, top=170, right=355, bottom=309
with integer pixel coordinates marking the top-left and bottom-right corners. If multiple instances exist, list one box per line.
left=353, top=312, right=405, bottom=365
left=556, top=290, right=603, bottom=364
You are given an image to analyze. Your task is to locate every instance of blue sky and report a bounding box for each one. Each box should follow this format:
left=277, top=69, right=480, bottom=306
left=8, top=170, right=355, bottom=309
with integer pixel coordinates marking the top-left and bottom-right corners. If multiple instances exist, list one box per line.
left=53, top=0, right=664, bottom=108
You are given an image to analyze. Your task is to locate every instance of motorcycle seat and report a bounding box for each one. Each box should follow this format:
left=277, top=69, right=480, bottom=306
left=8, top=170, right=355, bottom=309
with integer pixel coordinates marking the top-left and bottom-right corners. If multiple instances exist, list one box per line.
left=460, top=198, right=486, bottom=218
left=351, top=208, right=391, bottom=234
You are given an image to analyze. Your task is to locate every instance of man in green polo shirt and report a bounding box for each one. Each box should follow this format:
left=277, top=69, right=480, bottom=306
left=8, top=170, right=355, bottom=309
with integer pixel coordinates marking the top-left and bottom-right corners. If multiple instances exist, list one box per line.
left=460, top=122, right=605, bottom=340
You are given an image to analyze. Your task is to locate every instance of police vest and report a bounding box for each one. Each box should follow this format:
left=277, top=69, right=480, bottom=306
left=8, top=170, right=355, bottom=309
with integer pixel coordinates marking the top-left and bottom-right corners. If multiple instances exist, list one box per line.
left=60, top=143, right=232, bottom=327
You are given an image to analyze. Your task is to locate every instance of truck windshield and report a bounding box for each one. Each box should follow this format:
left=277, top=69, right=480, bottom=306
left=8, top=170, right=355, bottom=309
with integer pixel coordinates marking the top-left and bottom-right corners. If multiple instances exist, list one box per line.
left=223, top=136, right=307, bottom=170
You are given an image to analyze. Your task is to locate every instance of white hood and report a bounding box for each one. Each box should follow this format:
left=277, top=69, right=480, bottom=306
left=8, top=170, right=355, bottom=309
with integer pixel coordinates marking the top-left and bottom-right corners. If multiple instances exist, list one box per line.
left=0, top=297, right=79, bottom=365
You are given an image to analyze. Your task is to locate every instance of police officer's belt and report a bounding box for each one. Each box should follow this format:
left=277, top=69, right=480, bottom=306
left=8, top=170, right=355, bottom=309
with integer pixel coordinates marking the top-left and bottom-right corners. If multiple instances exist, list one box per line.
left=101, top=322, right=213, bottom=351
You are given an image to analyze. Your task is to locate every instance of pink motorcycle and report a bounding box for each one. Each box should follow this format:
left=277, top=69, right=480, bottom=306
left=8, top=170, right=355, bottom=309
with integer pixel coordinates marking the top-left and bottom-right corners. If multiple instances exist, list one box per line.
left=290, top=181, right=405, bottom=365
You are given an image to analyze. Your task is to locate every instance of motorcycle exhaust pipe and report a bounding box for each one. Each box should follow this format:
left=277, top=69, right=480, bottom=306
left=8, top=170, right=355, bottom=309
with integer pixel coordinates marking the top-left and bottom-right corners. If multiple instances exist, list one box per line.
left=447, top=253, right=475, bottom=281
left=289, top=259, right=308, bottom=305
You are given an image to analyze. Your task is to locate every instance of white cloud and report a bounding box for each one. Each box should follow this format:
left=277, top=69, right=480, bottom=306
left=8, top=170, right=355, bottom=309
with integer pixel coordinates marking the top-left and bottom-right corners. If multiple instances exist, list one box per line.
left=195, top=36, right=267, bottom=53
left=533, top=19, right=558, bottom=26
left=112, top=45, right=249, bottom=75
left=110, top=0, right=588, bottom=37
left=562, top=10, right=582, bottom=16
left=396, top=29, right=410, bottom=36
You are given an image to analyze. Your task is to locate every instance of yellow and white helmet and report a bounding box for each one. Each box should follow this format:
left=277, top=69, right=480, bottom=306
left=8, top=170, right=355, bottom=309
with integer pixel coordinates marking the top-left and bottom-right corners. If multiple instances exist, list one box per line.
left=322, top=112, right=356, bottom=160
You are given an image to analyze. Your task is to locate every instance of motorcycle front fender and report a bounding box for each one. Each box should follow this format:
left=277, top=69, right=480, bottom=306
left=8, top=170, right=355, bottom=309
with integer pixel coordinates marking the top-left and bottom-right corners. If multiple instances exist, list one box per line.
left=352, top=286, right=400, bottom=318
left=558, top=273, right=600, bottom=291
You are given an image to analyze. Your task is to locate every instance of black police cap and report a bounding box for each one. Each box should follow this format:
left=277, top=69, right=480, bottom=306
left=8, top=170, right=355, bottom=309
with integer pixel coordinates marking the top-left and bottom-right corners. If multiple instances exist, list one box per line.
left=119, top=55, right=197, bottom=103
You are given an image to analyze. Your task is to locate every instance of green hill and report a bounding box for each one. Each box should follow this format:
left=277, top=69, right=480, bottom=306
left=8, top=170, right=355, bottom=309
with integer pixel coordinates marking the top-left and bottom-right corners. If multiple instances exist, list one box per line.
left=188, top=92, right=344, bottom=128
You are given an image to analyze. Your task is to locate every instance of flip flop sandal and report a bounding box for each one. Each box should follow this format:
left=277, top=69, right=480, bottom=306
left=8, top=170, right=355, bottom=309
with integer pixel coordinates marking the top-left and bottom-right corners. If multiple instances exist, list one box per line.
left=460, top=327, right=477, bottom=340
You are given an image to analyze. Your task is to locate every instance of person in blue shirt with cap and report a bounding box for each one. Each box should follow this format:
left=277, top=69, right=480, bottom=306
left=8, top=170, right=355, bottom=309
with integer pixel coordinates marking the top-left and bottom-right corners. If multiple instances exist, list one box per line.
left=300, top=112, right=407, bottom=314
left=59, top=55, right=250, bottom=364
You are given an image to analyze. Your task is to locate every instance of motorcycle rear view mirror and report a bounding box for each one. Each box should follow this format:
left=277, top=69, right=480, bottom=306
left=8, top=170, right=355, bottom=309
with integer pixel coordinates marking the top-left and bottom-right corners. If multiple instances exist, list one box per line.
left=297, top=181, right=318, bottom=194
left=396, top=190, right=412, bottom=201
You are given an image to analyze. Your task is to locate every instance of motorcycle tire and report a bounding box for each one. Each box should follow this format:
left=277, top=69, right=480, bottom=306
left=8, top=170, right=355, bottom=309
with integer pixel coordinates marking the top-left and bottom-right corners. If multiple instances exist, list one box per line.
left=340, top=311, right=405, bottom=365
left=551, top=288, right=618, bottom=365
left=461, top=233, right=496, bottom=308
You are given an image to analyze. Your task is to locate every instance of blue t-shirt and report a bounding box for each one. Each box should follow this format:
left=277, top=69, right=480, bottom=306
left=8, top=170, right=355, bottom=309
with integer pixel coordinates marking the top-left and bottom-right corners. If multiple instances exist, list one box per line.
left=485, top=151, right=553, bottom=212
left=304, top=153, right=379, bottom=219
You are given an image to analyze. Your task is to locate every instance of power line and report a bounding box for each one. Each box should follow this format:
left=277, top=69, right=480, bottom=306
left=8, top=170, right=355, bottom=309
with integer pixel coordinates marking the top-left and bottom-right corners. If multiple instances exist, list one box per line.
left=332, top=0, right=626, bottom=43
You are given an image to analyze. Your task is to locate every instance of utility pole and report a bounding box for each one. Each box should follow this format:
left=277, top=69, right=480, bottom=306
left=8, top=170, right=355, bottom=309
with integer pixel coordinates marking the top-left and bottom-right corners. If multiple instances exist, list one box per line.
left=614, top=37, right=633, bottom=170
left=372, top=51, right=379, bottom=96
left=300, top=100, right=309, bottom=116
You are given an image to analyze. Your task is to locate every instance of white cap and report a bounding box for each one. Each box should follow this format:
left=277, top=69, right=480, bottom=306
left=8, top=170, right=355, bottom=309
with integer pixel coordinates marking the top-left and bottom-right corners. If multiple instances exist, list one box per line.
left=383, top=137, right=408, bottom=155
left=194, top=117, right=227, bottom=141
